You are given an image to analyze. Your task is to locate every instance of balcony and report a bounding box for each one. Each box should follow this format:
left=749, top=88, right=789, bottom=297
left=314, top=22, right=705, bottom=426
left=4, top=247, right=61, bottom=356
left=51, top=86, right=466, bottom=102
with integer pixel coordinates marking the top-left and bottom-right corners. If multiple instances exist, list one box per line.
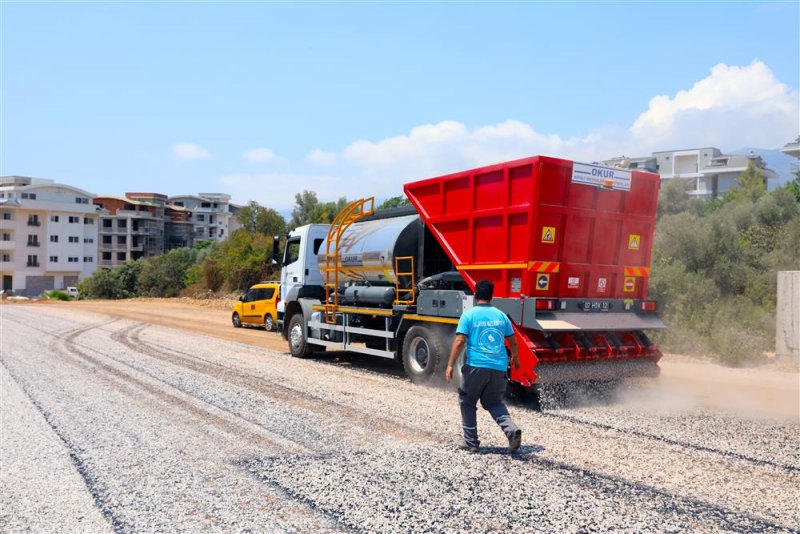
left=26, top=241, right=41, bottom=247
left=27, top=220, right=41, bottom=227
left=26, top=261, right=40, bottom=267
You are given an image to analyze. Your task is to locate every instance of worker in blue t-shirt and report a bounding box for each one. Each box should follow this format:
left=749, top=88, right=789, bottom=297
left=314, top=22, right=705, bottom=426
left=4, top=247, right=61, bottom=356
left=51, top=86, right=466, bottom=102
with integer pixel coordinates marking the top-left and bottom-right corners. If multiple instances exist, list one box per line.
left=445, top=279, right=522, bottom=453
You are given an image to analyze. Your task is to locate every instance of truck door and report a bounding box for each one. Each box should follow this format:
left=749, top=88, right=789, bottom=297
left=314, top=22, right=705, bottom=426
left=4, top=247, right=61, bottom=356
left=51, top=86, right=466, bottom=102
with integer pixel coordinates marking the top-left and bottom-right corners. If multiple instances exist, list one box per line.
left=281, top=236, right=303, bottom=304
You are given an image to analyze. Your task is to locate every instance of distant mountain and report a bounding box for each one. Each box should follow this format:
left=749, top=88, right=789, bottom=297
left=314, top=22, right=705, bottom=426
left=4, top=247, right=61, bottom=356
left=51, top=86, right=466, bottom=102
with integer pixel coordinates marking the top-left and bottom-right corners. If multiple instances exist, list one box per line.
left=732, top=147, right=798, bottom=190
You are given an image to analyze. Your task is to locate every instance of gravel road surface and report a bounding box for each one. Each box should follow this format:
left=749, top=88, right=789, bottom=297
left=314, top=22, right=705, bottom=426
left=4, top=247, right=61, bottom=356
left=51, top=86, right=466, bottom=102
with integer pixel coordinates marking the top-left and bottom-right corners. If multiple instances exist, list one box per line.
left=1, top=302, right=798, bottom=533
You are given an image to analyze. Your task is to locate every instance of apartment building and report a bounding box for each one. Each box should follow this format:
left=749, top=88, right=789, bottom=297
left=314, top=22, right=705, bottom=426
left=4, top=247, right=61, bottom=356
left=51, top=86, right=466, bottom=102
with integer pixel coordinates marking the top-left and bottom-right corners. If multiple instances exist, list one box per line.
left=167, top=193, right=240, bottom=243
left=601, top=147, right=777, bottom=199
left=0, top=176, right=99, bottom=295
left=93, top=191, right=240, bottom=268
left=781, top=136, right=800, bottom=159
left=93, top=193, right=166, bottom=268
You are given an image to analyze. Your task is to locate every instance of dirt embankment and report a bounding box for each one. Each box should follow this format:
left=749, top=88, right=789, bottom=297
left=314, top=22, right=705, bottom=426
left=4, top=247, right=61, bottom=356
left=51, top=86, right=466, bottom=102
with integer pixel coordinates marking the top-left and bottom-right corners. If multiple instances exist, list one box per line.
left=5, top=297, right=798, bottom=420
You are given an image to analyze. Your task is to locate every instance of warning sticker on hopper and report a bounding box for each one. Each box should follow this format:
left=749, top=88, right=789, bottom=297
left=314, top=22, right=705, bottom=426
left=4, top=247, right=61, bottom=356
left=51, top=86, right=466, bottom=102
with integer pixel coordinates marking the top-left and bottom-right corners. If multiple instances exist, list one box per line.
left=567, top=277, right=580, bottom=289
left=628, top=234, right=640, bottom=250
left=597, top=277, right=608, bottom=293
left=536, top=274, right=550, bottom=290
left=623, top=276, right=636, bottom=292
left=541, top=226, right=556, bottom=243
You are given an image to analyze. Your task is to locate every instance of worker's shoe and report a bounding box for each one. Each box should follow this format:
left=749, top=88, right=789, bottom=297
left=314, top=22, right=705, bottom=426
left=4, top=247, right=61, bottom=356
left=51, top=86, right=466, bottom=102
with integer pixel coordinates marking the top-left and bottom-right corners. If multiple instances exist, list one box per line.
left=457, top=438, right=479, bottom=453
left=508, top=429, right=522, bottom=453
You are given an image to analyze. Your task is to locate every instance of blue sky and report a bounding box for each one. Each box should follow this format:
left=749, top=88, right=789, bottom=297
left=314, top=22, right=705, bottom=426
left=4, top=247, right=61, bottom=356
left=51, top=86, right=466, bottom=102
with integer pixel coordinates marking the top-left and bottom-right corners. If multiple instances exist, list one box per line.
left=4, top=1, right=799, bottom=211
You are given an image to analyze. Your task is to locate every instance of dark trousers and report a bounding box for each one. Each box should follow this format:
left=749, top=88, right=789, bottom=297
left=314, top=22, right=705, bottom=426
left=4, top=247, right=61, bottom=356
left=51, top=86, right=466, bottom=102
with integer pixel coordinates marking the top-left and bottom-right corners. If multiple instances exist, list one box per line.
left=458, top=364, right=519, bottom=448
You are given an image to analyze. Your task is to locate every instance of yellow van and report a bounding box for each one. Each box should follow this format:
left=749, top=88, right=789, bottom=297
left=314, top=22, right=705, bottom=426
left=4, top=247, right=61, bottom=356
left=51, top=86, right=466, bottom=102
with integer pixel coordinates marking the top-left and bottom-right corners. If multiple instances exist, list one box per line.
left=231, top=282, right=280, bottom=332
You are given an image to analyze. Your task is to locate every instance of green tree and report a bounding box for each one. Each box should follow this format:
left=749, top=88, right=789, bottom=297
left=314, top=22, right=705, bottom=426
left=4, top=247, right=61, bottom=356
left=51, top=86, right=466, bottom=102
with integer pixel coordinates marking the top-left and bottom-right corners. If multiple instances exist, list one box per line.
left=785, top=169, right=800, bottom=203
left=237, top=201, right=287, bottom=236
left=289, top=190, right=348, bottom=229
left=724, top=160, right=766, bottom=203
left=377, top=195, right=411, bottom=210
left=137, top=248, right=198, bottom=297
left=78, top=268, right=127, bottom=299
left=657, top=178, right=691, bottom=218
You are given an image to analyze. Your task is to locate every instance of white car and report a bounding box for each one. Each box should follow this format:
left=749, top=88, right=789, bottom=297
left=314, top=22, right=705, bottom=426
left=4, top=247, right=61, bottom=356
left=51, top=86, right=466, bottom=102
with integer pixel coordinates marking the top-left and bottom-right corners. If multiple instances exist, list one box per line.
left=66, top=287, right=79, bottom=299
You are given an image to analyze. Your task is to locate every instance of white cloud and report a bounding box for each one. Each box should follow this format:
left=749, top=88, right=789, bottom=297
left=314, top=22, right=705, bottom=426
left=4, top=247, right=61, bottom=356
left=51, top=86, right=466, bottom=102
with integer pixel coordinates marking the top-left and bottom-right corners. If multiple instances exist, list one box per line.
left=306, top=149, right=337, bottom=166
left=243, top=148, right=276, bottom=163
left=172, top=142, right=211, bottom=161
left=630, top=61, right=798, bottom=151
left=221, top=61, right=797, bottom=210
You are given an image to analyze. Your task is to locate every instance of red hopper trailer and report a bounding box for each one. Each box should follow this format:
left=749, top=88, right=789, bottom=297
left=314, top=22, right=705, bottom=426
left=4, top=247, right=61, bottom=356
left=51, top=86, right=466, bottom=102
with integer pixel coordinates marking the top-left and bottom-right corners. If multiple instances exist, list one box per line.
left=278, top=155, right=664, bottom=389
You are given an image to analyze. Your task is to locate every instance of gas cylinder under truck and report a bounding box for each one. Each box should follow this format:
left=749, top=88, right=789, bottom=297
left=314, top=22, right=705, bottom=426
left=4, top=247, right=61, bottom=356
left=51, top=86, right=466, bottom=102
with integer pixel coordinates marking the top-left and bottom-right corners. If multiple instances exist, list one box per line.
left=274, top=155, right=665, bottom=392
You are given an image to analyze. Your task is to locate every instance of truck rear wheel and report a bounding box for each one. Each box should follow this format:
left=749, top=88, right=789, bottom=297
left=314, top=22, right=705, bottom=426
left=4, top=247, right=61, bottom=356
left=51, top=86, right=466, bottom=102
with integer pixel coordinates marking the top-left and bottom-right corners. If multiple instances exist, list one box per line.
left=402, top=324, right=448, bottom=385
left=288, top=314, right=313, bottom=358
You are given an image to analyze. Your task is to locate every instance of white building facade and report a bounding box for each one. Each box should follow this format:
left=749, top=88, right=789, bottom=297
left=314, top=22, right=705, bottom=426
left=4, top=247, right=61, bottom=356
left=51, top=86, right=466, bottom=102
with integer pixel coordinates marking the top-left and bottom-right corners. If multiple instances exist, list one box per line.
left=0, top=176, right=99, bottom=295
left=603, top=147, right=778, bottom=199
left=167, top=193, right=240, bottom=243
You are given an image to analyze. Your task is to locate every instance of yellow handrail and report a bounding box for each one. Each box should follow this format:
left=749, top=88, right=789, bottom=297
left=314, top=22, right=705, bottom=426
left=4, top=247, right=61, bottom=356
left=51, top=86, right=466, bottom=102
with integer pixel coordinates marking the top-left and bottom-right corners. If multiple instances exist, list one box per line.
left=323, top=197, right=375, bottom=323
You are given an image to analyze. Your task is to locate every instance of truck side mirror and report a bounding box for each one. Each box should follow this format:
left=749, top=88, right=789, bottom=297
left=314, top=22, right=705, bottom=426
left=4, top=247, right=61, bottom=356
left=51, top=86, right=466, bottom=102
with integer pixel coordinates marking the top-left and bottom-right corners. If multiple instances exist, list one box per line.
left=238, top=295, right=244, bottom=302
left=272, top=236, right=282, bottom=266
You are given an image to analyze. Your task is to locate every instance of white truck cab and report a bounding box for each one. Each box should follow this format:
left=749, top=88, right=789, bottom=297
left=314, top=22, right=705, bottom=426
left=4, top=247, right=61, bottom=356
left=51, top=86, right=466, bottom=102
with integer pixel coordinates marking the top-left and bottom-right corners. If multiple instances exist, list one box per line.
left=276, top=224, right=329, bottom=328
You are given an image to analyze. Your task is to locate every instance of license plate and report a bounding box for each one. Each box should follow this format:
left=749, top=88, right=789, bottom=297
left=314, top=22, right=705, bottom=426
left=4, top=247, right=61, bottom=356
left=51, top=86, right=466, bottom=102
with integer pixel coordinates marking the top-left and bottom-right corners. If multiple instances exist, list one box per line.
left=581, top=300, right=611, bottom=312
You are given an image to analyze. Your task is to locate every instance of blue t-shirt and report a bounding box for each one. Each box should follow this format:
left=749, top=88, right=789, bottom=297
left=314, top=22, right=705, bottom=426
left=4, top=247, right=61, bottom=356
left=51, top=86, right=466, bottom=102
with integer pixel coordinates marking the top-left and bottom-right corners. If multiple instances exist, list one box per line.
left=456, top=304, right=514, bottom=372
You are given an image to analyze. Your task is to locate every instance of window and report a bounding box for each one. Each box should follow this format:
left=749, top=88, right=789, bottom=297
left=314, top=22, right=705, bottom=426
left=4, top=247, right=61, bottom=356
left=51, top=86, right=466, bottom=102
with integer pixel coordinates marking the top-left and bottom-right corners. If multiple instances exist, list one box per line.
left=21, top=193, right=37, bottom=199
left=102, top=252, right=111, bottom=260
left=27, top=235, right=39, bottom=246
left=102, top=235, right=112, bottom=244
left=83, top=256, right=93, bottom=263
left=117, top=252, right=126, bottom=261
left=68, top=257, right=79, bottom=263
left=2, top=212, right=12, bottom=220
left=84, top=238, right=94, bottom=243
left=313, top=238, right=324, bottom=255
left=117, top=219, right=127, bottom=229
left=284, top=237, right=300, bottom=266
left=68, top=216, right=80, bottom=223
left=208, top=228, right=214, bottom=237
left=201, top=202, right=211, bottom=208
left=75, top=197, right=89, bottom=204
left=117, top=236, right=126, bottom=245
left=83, top=217, right=94, bottom=224
left=1, top=254, right=10, bottom=262
left=27, top=214, right=40, bottom=226
left=50, top=235, right=58, bottom=243
left=103, top=219, right=112, bottom=228
left=49, top=256, right=58, bottom=262
left=27, top=254, right=39, bottom=267
left=212, top=203, right=218, bottom=209
left=1, top=233, right=10, bottom=241
left=50, top=215, right=60, bottom=222
left=69, top=236, right=80, bottom=243
left=173, top=201, right=184, bottom=207
left=197, top=214, right=205, bottom=221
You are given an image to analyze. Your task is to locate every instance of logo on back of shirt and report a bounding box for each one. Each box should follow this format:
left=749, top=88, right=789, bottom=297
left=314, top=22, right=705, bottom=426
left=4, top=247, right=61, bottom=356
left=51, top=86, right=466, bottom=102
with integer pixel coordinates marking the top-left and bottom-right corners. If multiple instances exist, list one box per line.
left=478, top=327, right=505, bottom=354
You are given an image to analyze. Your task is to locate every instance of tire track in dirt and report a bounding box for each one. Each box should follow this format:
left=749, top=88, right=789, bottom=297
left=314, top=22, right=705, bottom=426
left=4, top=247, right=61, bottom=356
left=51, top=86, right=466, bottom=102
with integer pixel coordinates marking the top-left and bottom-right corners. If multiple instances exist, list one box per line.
left=9, top=315, right=299, bottom=452
left=114, top=322, right=444, bottom=445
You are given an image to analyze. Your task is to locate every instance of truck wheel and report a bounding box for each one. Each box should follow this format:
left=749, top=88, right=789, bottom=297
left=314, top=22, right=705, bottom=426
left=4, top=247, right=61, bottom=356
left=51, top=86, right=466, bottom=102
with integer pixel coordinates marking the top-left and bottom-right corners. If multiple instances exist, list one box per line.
left=288, top=314, right=313, bottom=358
left=402, top=325, right=447, bottom=385
left=263, top=314, right=275, bottom=332
left=232, top=312, right=242, bottom=328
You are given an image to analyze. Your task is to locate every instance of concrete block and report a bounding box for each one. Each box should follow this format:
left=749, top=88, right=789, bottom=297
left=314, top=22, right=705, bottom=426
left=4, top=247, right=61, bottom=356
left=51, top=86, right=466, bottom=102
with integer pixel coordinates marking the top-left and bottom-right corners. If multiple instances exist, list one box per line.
left=776, top=271, right=800, bottom=361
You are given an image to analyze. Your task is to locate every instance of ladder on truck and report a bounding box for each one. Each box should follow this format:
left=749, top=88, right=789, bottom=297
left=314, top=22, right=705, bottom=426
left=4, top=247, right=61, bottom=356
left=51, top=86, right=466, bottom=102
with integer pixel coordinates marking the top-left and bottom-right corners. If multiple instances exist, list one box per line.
left=393, top=256, right=416, bottom=305
left=323, top=197, right=375, bottom=324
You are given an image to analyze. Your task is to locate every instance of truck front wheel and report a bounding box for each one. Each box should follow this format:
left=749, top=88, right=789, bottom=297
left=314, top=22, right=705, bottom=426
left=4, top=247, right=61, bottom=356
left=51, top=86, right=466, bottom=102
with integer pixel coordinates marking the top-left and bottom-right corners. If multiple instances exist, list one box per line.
left=402, top=325, right=447, bottom=385
left=288, top=314, right=313, bottom=358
